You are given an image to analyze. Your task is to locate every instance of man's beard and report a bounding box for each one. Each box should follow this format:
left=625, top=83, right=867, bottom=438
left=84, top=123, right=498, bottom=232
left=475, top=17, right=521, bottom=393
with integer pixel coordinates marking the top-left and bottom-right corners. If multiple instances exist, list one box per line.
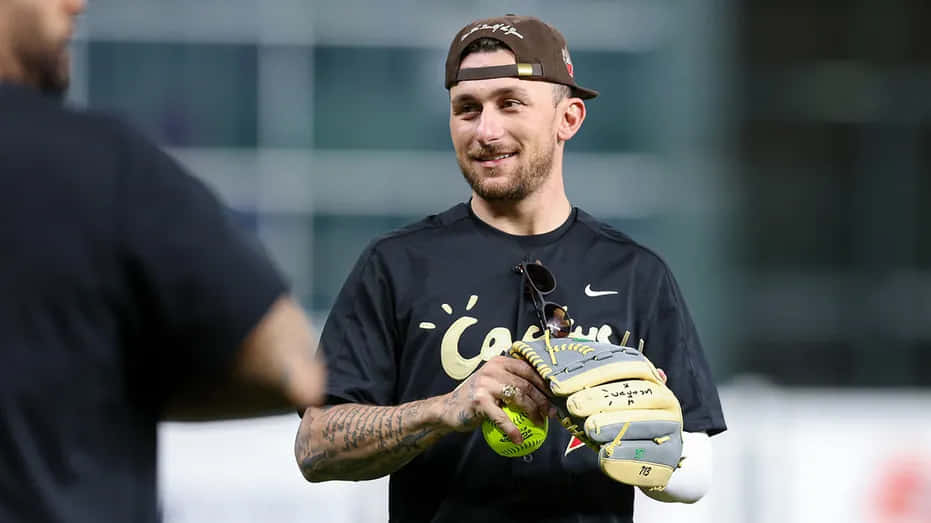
left=12, top=21, right=71, bottom=96
left=30, top=47, right=70, bottom=97
left=457, top=141, right=555, bottom=202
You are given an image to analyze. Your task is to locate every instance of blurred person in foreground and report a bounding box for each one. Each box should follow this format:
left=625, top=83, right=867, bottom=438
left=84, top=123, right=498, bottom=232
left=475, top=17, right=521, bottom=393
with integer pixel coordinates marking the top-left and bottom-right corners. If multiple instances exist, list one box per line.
left=0, top=1, right=326, bottom=521
left=296, top=14, right=726, bottom=523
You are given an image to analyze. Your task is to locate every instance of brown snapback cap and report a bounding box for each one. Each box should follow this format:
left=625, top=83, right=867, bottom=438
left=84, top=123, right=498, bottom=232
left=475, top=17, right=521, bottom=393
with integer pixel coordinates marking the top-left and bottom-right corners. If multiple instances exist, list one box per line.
left=445, top=14, right=599, bottom=100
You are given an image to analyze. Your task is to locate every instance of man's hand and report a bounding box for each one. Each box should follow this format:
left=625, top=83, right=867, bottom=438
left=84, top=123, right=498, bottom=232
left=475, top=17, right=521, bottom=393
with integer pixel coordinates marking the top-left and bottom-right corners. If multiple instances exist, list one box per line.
left=165, top=295, right=326, bottom=420
left=296, top=356, right=551, bottom=482
left=436, top=356, right=552, bottom=445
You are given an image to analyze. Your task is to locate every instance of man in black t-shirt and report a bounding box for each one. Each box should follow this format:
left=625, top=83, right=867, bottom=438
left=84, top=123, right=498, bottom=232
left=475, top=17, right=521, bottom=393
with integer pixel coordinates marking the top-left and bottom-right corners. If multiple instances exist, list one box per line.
left=296, top=14, right=726, bottom=523
left=0, top=2, right=326, bottom=521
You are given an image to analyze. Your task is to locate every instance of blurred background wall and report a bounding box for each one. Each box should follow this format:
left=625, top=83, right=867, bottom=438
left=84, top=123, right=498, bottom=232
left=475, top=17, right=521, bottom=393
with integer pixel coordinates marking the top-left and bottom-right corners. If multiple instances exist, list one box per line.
left=67, top=1, right=930, bottom=521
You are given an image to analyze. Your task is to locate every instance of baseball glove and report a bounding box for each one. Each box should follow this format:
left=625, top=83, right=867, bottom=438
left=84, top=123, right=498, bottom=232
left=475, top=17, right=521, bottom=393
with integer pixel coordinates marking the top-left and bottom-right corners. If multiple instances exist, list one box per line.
left=510, top=336, right=683, bottom=489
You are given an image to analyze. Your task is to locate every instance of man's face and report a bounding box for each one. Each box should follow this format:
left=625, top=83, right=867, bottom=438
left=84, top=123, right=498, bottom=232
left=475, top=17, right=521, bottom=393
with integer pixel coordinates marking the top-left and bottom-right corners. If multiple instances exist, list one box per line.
left=449, top=49, right=562, bottom=202
left=0, top=0, right=85, bottom=94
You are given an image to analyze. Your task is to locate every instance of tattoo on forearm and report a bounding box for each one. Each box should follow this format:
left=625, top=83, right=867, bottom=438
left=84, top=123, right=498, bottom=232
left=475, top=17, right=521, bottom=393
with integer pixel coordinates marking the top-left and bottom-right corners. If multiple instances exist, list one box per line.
left=298, top=400, right=442, bottom=481
left=444, top=379, right=479, bottom=426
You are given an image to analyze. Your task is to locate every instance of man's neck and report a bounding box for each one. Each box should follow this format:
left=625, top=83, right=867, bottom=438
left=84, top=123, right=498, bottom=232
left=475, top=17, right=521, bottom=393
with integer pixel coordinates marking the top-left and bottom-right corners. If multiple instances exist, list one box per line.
left=470, top=179, right=572, bottom=236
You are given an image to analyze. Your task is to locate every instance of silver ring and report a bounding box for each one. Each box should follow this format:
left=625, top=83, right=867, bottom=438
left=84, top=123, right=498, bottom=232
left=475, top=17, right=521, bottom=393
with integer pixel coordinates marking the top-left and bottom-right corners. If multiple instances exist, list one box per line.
left=501, top=384, right=518, bottom=400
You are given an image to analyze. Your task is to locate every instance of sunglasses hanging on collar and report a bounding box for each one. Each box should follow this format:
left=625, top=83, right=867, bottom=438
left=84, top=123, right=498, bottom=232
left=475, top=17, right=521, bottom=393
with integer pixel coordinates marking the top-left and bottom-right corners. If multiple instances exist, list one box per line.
left=513, top=261, right=572, bottom=338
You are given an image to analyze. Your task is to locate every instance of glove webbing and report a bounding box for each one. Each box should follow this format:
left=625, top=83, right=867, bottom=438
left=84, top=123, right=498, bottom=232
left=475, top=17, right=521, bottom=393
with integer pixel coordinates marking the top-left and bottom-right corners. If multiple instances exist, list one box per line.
left=510, top=330, right=596, bottom=380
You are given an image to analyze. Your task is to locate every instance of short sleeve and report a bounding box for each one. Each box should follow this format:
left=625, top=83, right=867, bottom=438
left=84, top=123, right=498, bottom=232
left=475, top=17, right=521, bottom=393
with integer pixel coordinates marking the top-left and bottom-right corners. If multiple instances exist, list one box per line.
left=317, top=245, right=399, bottom=407
left=642, top=267, right=726, bottom=436
left=120, top=128, right=287, bottom=392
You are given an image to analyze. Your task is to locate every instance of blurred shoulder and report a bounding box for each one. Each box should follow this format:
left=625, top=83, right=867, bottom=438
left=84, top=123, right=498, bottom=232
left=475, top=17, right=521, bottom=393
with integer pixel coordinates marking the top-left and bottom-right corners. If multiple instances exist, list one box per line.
left=0, top=83, right=154, bottom=157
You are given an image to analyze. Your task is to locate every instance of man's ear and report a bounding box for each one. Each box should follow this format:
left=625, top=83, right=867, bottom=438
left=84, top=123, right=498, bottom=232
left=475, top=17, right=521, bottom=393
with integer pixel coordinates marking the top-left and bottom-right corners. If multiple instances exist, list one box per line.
left=556, top=98, right=586, bottom=143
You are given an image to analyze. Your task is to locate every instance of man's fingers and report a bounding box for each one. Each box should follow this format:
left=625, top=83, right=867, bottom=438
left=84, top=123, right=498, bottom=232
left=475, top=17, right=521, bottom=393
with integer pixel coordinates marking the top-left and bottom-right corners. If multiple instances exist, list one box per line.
left=499, top=376, right=550, bottom=425
left=481, top=398, right=523, bottom=445
left=497, top=356, right=549, bottom=392
left=486, top=355, right=549, bottom=393
left=482, top=356, right=551, bottom=424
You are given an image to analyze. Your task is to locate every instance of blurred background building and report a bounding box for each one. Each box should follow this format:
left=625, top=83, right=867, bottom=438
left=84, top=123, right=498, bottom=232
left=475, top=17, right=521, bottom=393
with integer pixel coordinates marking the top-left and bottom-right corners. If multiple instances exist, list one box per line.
left=67, top=1, right=930, bottom=522
left=735, top=1, right=931, bottom=387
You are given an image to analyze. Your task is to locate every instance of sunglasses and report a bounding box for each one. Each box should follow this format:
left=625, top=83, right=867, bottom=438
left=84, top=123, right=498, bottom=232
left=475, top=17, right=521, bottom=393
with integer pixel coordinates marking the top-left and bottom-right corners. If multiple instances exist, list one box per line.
left=514, top=261, right=572, bottom=338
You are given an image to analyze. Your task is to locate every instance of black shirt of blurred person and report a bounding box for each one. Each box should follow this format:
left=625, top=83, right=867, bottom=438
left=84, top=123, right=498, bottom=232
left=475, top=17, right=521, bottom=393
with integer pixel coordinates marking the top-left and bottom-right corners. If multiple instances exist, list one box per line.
left=0, top=83, right=287, bottom=522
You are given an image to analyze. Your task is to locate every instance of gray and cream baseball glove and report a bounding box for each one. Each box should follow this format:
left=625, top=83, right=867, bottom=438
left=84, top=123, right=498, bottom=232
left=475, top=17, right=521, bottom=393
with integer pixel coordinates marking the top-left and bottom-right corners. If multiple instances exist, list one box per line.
left=510, top=337, right=683, bottom=489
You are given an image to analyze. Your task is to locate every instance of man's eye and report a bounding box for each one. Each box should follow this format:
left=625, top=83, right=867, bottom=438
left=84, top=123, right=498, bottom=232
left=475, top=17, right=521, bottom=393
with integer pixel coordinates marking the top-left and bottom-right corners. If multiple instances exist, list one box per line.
left=456, top=104, right=479, bottom=115
left=502, top=99, right=523, bottom=109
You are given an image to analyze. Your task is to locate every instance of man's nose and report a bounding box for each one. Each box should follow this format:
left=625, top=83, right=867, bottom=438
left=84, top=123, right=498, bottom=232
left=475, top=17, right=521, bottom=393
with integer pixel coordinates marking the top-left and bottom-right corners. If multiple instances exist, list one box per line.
left=475, top=108, right=504, bottom=144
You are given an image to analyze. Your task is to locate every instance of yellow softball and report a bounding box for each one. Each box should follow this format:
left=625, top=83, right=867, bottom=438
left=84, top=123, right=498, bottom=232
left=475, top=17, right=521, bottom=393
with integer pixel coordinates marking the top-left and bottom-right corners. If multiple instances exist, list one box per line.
left=482, top=406, right=548, bottom=457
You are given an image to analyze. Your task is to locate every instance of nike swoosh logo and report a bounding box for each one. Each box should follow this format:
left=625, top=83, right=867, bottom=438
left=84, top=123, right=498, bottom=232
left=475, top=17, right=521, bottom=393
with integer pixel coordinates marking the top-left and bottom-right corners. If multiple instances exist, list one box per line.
left=585, top=284, right=619, bottom=297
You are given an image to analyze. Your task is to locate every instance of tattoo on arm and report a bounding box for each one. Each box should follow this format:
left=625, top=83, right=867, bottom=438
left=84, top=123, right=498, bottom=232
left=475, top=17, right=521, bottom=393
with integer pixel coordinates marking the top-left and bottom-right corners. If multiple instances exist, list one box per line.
left=297, top=400, right=445, bottom=482
left=445, top=379, right=479, bottom=426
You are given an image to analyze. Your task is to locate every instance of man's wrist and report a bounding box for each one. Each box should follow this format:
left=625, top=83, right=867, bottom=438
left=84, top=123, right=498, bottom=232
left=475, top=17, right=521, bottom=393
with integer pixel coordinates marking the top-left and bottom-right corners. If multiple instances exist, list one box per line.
left=421, top=394, right=455, bottom=433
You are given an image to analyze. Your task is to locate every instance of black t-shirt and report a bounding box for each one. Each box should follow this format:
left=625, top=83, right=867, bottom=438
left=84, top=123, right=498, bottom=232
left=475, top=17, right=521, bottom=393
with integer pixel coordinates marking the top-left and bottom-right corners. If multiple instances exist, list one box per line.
left=320, top=202, right=727, bottom=523
left=0, top=84, right=287, bottom=522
